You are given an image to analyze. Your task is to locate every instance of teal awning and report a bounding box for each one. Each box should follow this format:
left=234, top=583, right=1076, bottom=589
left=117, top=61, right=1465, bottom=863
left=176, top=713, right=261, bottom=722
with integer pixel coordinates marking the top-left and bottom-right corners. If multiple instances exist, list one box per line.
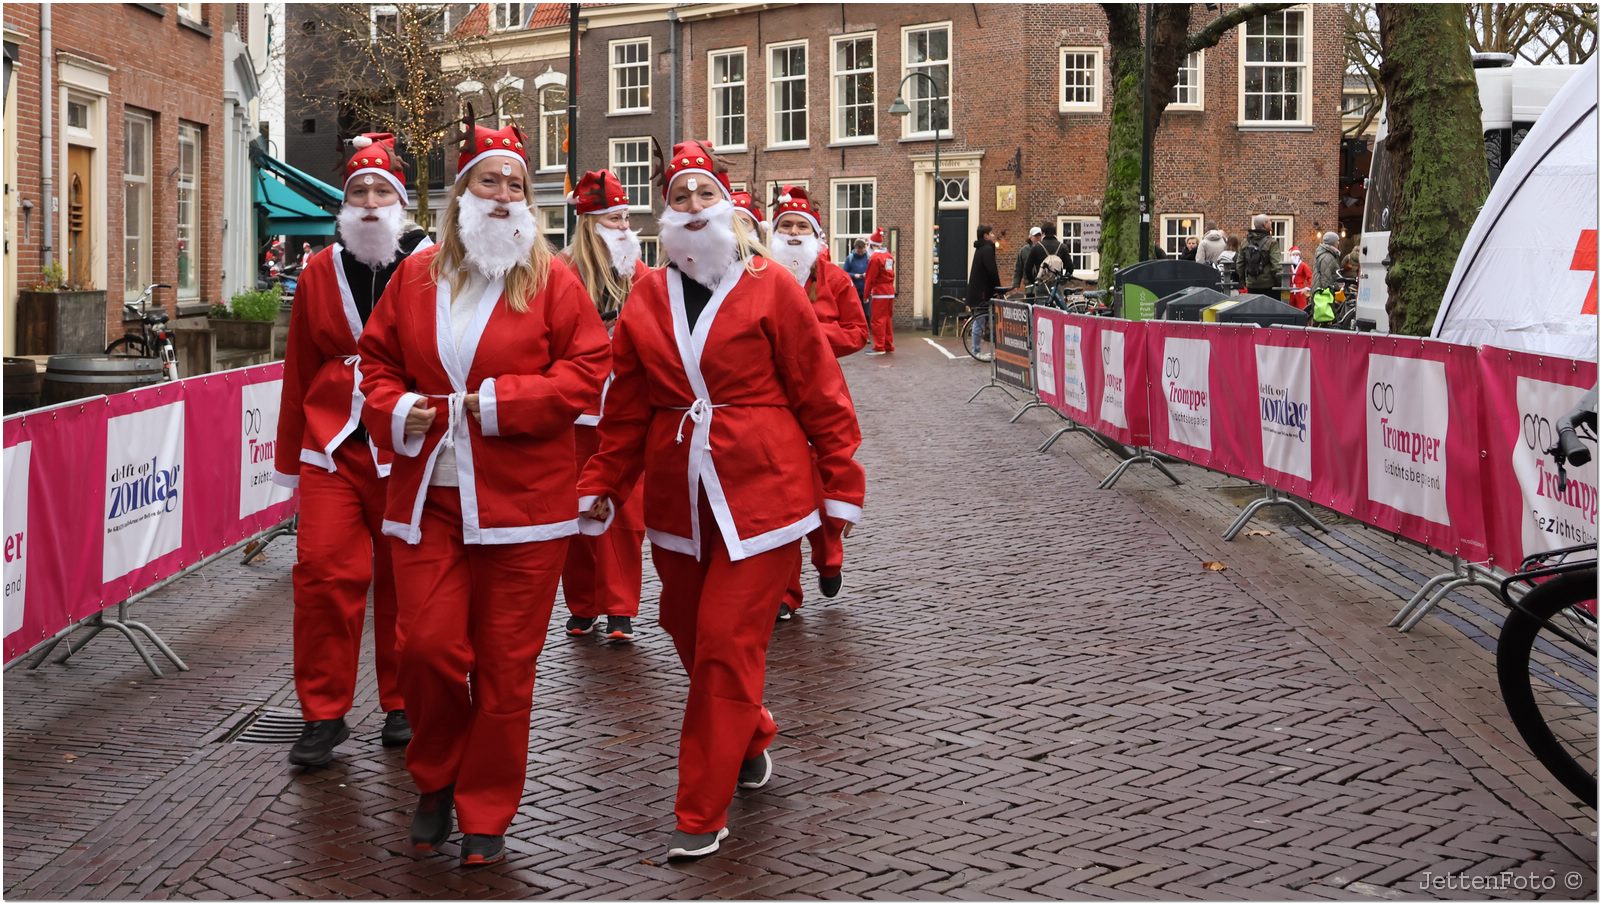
left=251, top=144, right=342, bottom=235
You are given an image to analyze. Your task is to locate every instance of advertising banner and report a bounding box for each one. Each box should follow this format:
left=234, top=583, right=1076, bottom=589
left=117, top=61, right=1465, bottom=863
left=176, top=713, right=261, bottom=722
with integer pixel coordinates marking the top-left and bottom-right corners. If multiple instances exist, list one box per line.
left=102, top=386, right=188, bottom=598
left=1142, top=322, right=1261, bottom=479
left=1094, top=319, right=1150, bottom=446
left=1032, top=309, right=1062, bottom=410
left=992, top=300, right=1033, bottom=392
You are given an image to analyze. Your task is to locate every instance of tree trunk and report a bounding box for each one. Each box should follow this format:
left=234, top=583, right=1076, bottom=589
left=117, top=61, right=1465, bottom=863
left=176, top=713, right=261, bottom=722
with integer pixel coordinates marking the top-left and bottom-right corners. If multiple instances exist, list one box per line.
left=1097, top=5, right=1143, bottom=286
left=1378, top=4, right=1489, bottom=335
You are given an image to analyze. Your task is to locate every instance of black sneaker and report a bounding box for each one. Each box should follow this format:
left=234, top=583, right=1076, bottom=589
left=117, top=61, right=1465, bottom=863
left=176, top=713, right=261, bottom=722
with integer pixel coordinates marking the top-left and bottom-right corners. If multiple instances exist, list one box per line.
left=381, top=710, right=412, bottom=747
left=775, top=604, right=793, bottom=623
left=410, top=785, right=454, bottom=852
left=737, top=749, right=772, bottom=789
left=666, top=827, right=730, bottom=859
left=288, top=718, right=349, bottom=767
left=460, top=833, right=505, bottom=867
left=565, top=616, right=597, bottom=636
left=818, top=573, right=843, bottom=598
left=605, top=615, right=635, bottom=643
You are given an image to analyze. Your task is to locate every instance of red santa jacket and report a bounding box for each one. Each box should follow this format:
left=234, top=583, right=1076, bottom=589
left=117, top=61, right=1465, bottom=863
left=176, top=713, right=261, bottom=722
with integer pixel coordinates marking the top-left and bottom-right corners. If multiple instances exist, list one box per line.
left=273, top=240, right=431, bottom=488
left=574, top=263, right=659, bottom=428
left=807, top=260, right=869, bottom=357
left=578, top=258, right=865, bottom=561
left=357, top=247, right=611, bottom=545
left=865, top=250, right=896, bottom=300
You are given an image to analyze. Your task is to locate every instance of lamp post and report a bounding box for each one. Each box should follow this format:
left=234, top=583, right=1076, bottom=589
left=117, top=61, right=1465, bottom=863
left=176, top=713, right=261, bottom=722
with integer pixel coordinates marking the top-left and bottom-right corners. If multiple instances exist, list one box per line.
left=888, top=71, right=942, bottom=300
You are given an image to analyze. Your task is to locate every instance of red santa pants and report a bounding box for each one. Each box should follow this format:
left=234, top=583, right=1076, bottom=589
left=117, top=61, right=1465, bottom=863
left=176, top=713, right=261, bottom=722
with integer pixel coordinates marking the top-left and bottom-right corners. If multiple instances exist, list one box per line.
left=293, top=439, right=402, bottom=721
left=390, top=488, right=567, bottom=835
left=653, top=493, right=794, bottom=834
left=563, top=426, right=644, bottom=618
left=781, top=517, right=845, bottom=612
left=871, top=297, right=895, bottom=352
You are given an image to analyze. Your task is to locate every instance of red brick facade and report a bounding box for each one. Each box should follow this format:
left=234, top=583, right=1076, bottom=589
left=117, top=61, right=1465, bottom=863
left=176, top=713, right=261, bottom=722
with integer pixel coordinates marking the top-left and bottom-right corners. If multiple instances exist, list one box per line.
left=5, top=3, right=224, bottom=353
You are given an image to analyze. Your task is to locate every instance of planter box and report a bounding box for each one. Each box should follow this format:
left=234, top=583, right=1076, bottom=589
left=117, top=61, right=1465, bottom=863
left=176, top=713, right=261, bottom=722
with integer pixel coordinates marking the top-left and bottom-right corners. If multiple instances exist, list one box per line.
left=16, top=289, right=108, bottom=355
left=212, top=319, right=273, bottom=350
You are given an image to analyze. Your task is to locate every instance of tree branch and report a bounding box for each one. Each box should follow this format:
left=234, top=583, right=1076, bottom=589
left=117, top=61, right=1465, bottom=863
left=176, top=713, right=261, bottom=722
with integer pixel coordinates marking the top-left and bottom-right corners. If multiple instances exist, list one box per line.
left=1185, top=2, right=1296, bottom=53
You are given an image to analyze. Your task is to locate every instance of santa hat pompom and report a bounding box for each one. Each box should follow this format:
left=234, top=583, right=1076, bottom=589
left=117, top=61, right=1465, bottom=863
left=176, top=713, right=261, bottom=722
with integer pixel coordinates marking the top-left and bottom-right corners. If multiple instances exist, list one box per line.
left=779, top=193, right=792, bottom=204
left=565, top=190, right=577, bottom=205
left=351, top=135, right=373, bottom=149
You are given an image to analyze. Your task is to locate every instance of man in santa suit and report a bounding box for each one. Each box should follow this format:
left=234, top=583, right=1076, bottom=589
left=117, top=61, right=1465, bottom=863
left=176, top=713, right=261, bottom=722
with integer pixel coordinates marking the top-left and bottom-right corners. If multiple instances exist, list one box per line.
left=578, top=140, right=864, bottom=860
left=767, top=184, right=867, bottom=621
left=358, top=119, right=610, bottom=867
left=274, top=132, right=432, bottom=768
left=864, top=228, right=897, bottom=354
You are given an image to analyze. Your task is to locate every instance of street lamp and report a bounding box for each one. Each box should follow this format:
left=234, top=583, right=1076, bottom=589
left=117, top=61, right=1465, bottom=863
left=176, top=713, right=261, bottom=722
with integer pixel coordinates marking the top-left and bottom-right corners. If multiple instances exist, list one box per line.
left=888, top=71, right=942, bottom=299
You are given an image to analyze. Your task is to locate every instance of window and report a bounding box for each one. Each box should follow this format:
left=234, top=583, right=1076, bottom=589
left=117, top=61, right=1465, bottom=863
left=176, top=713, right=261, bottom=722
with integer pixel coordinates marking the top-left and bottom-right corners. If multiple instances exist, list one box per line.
left=1240, top=7, right=1310, bottom=126
left=1265, top=215, right=1294, bottom=247
left=495, top=76, right=525, bottom=128
left=370, top=5, right=397, bottom=42
left=729, top=181, right=749, bottom=193
left=610, top=39, right=651, bottom=114
left=176, top=123, right=202, bottom=299
left=1159, top=214, right=1202, bottom=257
left=177, top=2, right=202, bottom=23
left=1058, top=47, right=1102, bottom=113
left=67, top=99, right=90, bottom=130
left=123, top=111, right=152, bottom=301
left=540, top=206, right=567, bottom=251
left=1056, top=216, right=1101, bottom=273
left=831, top=33, right=875, bottom=142
left=1171, top=51, right=1203, bottom=110
left=638, top=236, right=660, bottom=268
left=493, top=3, right=524, bottom=31
left=709, top=49, right=747, bottom=150
left=768, top=41, right=808, bottom=147
left=902, top=23, right=951, bottom=136
left=830, top=179, right=876, bottom=260
left=609, top=138, right=652, bottom=211
left=539, top=86, right=567, bottom=171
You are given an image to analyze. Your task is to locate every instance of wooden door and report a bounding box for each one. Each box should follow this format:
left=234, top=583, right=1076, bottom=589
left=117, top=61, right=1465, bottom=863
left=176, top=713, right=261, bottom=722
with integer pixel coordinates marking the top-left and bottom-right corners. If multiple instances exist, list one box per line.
left=67, top=145, right=94, bottom=289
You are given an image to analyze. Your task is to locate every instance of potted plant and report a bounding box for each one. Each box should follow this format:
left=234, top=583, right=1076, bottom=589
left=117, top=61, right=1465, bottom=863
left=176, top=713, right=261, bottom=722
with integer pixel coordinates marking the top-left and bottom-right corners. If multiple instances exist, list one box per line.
left=210, top=286, right=281, bottom=351
left=16, top=262, right=110, bottom=355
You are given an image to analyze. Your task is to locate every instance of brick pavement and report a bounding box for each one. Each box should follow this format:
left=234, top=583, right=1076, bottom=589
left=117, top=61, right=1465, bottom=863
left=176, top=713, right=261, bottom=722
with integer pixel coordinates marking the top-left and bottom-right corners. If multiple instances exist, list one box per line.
left=4, top=333, right=1595, bottom=900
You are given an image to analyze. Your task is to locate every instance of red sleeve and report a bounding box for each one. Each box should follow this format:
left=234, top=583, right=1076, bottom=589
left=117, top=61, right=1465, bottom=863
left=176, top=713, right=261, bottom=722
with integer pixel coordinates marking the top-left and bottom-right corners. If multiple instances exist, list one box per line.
left=813, top=265, right=869, bottom=357
left=357, top=255, right=434, bottom=457
left=577, top=284, right=652, bottom=511
left=481, top=262, right=610, bottom=438
left=272, top=275, right=319, bottom=486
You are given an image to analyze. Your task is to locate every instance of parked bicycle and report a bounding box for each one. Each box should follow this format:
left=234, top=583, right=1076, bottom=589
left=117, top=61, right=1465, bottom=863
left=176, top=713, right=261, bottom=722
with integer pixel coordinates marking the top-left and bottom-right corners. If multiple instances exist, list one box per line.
left=1495, top=386, right=1596, bottom=807
left=960, top=299, right=996, bottom=363
left=105, top=282, right=180, bottom=381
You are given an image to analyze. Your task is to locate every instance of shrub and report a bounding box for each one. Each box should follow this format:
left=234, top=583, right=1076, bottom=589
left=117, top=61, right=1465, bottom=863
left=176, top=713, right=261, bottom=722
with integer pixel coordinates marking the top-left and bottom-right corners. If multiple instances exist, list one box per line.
left=227, top=286, right=282, bottom=321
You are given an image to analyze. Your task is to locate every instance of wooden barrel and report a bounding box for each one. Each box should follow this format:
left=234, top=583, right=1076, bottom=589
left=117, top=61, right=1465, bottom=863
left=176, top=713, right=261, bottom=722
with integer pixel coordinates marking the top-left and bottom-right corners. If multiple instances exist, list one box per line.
left=42, top=355, right=164, bottom=405
left=3, top=358, right=42, bottom=415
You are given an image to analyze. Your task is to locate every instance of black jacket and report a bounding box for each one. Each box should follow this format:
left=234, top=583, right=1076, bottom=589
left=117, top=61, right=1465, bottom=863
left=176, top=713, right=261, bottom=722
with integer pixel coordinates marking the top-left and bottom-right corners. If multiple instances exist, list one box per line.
left=339, top=227, right=431, bottom=324
left=966, top=239, right=1002, bottom=307
left=1025, top=236, right=1065, bottom=284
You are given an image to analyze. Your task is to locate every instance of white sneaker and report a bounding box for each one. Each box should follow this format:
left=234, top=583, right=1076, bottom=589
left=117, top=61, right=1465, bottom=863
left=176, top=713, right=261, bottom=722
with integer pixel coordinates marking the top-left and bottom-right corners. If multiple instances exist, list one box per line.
left=666, top=827, right=730, bottom=859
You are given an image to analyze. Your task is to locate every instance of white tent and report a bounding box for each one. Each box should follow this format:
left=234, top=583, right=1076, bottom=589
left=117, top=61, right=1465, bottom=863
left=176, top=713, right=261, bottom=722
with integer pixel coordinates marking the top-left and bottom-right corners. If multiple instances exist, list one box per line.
left=1432, top=58, right=1597, bottom=361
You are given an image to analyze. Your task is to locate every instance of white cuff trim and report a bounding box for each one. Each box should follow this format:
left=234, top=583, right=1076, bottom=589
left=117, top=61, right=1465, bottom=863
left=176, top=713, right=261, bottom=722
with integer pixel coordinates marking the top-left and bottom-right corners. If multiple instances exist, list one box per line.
left=479, top=378, right=501, bottom=437
left=394, top=393, right=427, bottom=456
left=824, top=499, right=862, bottom=524
left=271, top=471, right=300, bottom=490
left=576, top=494, right=615, bottom=536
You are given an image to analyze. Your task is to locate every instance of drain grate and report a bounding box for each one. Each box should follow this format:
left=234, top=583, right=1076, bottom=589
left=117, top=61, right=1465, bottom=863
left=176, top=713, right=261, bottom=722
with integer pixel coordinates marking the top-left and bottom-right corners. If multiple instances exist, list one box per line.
left=228, top=706, right=304, bottom=744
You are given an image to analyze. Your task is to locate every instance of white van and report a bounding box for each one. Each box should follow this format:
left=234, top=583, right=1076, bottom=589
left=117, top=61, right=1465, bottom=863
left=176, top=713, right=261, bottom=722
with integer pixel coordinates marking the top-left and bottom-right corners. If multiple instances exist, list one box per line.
left=1354, top=54, right=1579, bottom=333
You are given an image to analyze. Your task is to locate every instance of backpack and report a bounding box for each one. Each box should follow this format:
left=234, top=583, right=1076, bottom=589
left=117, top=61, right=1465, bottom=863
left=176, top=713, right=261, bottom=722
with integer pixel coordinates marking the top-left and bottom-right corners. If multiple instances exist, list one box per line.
left=1037, top=238, right=1066, bottom=280
left=1239, top=234, right=1272, bottom=281
left=1311, top=288, right=1336, bottom=324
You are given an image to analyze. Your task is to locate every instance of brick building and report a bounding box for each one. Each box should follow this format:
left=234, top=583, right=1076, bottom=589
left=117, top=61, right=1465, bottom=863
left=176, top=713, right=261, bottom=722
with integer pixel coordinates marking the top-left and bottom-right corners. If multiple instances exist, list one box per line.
left=4, top=3, right=226, bottom=354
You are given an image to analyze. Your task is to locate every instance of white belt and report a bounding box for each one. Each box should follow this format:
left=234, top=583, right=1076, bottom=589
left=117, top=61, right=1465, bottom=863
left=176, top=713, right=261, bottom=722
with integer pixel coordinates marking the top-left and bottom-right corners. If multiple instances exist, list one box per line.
left=672, top=397, right=725, bottom=450
left=426, top=391, right=468, bottom=447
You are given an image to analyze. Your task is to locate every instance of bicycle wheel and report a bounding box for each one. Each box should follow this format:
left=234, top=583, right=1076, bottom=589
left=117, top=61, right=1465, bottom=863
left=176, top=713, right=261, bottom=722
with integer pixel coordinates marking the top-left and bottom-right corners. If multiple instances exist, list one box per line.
left=105, top=335, right=150, bottom=358
left=961, top=313, right=995, bottom=363
left=1496, top=567, right=1598, bottom=807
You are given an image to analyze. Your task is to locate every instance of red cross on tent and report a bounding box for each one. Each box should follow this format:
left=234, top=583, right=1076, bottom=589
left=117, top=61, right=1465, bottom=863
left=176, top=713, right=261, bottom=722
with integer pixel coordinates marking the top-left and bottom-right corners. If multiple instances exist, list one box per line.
left=1571, top=229, right=1597, bottom=316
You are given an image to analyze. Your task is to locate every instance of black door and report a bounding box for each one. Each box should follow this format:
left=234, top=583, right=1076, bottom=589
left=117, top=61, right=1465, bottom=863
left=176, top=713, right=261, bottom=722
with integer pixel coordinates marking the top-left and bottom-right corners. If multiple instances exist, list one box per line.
left=935, top=208, right=969, bottom=302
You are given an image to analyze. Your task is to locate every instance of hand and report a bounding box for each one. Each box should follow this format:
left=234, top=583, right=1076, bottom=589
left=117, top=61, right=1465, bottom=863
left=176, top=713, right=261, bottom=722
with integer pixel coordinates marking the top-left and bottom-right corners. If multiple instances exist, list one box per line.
left=404, top=401, right=437, bottom=438
left=465, top=393, right=480, bottom=423
left=842, top=521, right=854, bottom=539
left=581, top=497, right=613, bottom=522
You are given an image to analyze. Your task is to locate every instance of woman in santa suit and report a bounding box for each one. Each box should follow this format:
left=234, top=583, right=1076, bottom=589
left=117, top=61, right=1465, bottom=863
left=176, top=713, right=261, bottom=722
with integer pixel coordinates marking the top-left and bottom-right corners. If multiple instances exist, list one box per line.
left=578, top=141, right=865, bottom=860
left=274, top=132, right=432, bottom=768
left=356, top=120, right=610, bottom=867
left=558, top=169, right=648, bottom=643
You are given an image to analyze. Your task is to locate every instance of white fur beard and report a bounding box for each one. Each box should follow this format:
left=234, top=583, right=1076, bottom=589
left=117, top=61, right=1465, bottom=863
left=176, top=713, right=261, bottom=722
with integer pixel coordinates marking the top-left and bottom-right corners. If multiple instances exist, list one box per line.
left=770, top=233, right=822, bottom=285
left=456, top=192, right=538, bottom=280
left=597, top=224, right=642, bottom=278
left=337, top=203, right=406, bottom=267
left=659, top=200, right=738, bottom=289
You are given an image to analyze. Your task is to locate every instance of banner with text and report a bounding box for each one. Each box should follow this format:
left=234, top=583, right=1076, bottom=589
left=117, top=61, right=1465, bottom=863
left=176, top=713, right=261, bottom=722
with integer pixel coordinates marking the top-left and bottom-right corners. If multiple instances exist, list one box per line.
left=992, top=300, right=1034, bottom=393
left=1031, top=309, right=1151, bottom=446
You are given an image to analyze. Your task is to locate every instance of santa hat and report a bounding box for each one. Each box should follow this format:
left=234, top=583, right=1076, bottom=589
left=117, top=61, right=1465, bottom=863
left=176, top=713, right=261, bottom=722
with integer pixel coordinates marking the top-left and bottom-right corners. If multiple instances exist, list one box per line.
left=730, top=190, right=764, bottom=227
left=567, top=170, right=630, bottom=216
left=772, top=185, right=823, bottom=236
left=868, top=227, right=886, bottom=248
left=345, top=133, right=408, bottom=204
left=455, top=120, right=529, bottom=182
left=1288, top=245, right=1302, bottom=255
left=659, top=139, right=731, bottom=200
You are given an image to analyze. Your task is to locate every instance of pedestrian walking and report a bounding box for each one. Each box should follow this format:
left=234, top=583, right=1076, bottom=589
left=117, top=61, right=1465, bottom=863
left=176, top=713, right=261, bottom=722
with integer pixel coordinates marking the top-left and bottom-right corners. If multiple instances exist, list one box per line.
left=559, top=169, right=649, bottom=643
left=356, top=118, right=610, bottom=867
left=1240, top=213, right=1283, bottom=296
left=1217, top=234, right=1240, bottom=287
left=274, top=132, right=432, bottom=769
left=966, top=224, right=1003, bottom=354
left=1025, top=223, right=1065, bottom=285
left=577, top=140, right=865, bottom=861
left=1012, top=225, right=1041, bottom=293
left=865, top=228, right=897, bottom=353
left=1195, top=224, right=1227, bottom=266
left=1287, top=245, right=1312, bottom=310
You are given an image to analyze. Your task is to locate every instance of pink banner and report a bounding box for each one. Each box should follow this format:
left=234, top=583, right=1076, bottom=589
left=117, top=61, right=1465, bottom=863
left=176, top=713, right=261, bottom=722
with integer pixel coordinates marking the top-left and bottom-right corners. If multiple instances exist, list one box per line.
left=1477, top=346, right=1597, bottom=569
left=1033, top=311, right=1151, bottom=446
left=1143, top=322, right=1263, bottom=481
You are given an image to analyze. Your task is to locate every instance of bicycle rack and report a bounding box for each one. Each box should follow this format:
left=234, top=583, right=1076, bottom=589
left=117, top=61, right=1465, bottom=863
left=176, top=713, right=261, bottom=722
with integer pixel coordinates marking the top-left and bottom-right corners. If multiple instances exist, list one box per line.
left=1222, top=488, right=1328, bottom=541
left=1387, top=555, right=1502, bottom=633
left=1098, top=447, right=1184, bottom=490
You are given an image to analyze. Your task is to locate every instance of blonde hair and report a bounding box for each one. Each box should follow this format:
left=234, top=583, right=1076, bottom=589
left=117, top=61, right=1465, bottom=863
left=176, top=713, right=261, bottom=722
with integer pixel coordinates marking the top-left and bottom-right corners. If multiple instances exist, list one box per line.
left=731, top=211, right=771, bottom=276
left=430, top=175, right=552, bottom=312
left=564, top=216, right=632, bottom=316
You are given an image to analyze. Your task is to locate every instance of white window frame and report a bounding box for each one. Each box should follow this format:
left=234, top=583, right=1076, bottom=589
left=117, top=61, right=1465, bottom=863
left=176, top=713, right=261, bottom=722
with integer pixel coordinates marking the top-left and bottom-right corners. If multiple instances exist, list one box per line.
left=766, top=39, right=809, bottom=149
left=829, top=178, right=876, bottom=261
left=609, top=38, right=652, bottom=115
left=638, top=235, right=660, bottom=268
left=492, top=3, right=525, bottom=32
left=1171, top=50, right=1204, bottom=111
left=176, top=122, right=203, bottom=300
left=609, top=137, right=653, bottom=212
left=177, top=2, right=202, bottom=24
left=1159, top=213, right=1203, bottom=258
left=1266, top=215, right=1294, bottom=247
left=1237, top=6, right=1312, bottom=128
left=369, top=5, right=398, bottom=43
left=765, top=179, right=809, bottom=218
left=1055, top=216, right=1101, bottom=274
left=829, top=32, right=876, bottom=145
left=539, top=206, right=567, bottom=251
left=493, top=73, right=525, bottom=128
left=900, top=22, right=952, bottom=140
left=1058, top=47, right=1103, bottom=114
left=123, top=110, right=152, bottom=302
left=708, top=48, right=748, bottom=151
left=729, top=181, right=749, bottom=193
left=537, top=83, right=567, bottom=172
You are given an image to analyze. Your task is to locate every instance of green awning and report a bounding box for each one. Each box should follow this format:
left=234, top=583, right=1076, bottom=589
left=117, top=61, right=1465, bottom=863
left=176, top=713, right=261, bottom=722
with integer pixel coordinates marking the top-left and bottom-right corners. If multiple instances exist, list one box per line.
left=255, top=168, right=336, bottom=235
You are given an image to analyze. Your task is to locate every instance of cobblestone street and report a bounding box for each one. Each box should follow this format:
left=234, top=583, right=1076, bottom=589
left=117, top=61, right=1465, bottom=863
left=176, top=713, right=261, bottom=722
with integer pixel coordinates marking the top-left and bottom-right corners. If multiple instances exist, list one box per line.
left=4, top=333, right=1595, bottom=900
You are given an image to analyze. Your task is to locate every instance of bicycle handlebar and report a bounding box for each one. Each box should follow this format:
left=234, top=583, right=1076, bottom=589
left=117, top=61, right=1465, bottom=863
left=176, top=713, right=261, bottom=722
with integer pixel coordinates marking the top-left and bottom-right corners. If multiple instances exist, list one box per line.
left=1554, top=387, right=1597, bottom=469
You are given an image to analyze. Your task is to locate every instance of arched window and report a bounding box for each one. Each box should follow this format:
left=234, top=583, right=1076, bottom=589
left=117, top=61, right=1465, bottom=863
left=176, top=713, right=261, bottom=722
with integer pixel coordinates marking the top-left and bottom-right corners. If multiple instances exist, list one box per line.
left=539, top=85, right=567, bottom=170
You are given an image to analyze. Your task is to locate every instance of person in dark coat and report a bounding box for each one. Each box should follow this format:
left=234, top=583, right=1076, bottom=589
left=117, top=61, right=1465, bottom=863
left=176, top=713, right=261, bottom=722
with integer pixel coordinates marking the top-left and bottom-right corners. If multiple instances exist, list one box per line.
left=965, top=225, right=1003, bottom=355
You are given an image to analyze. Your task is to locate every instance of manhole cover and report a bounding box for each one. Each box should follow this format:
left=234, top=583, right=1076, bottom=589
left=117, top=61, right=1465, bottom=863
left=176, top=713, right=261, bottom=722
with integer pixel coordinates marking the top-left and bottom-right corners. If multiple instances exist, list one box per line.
left=227, top=706, right=303, bottom=744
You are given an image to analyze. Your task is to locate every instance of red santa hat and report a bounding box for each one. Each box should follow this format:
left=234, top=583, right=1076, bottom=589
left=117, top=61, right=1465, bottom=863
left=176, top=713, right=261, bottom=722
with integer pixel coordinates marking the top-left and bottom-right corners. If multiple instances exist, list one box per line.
left=345, top=132, right=408, bottom=204
left=772, top=184, right=824, bottom=236
left=456, top=120, right=530, bottom=183
left=567, top=169, right=630, bottom=216
left=730, top=190, right=764, bottom=227
left=868, top=227, right=886, bottom=248
left=1288, top=245, right=1302, bottom=255
left=659, top=139, right=731, bottom=200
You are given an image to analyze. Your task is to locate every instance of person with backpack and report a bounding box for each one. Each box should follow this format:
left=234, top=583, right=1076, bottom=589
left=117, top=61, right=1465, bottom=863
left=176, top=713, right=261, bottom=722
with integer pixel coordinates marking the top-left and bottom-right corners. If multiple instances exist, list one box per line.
left=1025, top=222, right=1065, bottom=286
left=1240, top=214, right=1282, bottom=296
left=1311, top=230, right=1344, bottom=326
